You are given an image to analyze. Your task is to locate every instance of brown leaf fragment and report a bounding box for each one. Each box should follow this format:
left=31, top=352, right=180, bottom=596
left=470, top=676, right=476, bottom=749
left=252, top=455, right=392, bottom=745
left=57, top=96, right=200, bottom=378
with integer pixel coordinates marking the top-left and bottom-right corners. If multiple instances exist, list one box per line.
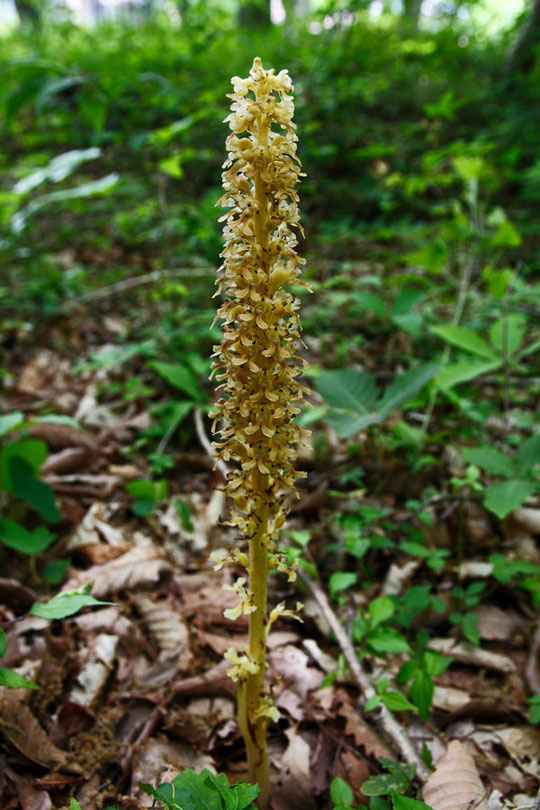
left=15, top=781, right=53, bottom=810
left=497, top=727, right=540, bottom=779
left=475, top=605, right=525, bottom=642
left=0, top=691, right=68, bottom=769
left=41, top=447, right=90, bottom=475
left=69, top=633, right=119, bottom=708
left=134, top=595, right=190, bottom=658
left=62, top=536, right=171, bottom=597
left=270, top=726, right=317, bottom=810
left=332, top=688, right=393, bottom=760
left=423, top=740, right=488, bottom=810
left=427, top=638, right=516, bottom=672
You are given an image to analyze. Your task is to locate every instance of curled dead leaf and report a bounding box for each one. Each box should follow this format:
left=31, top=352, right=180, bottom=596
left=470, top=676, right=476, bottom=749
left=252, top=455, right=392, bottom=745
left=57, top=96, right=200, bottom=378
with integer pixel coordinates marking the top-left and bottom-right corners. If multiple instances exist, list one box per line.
left=422, top=740, right=488, bottom=810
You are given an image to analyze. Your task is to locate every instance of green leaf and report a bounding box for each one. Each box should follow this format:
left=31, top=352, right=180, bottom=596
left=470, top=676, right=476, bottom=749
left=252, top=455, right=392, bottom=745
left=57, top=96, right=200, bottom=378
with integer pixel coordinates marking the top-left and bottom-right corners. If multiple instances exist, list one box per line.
left=430, top=325, right=496, bottom=359
left=350, top=291, right=387, bottom=318
left=391, top=793, right=433, bottom=810
left=43, top=559, right=70, bottom=584
left=329, top=572, right=357, bottom=598
left=0, top=412, right=24, bottom=437
left=316, top=369, right=377, bottom=414
left=381, top=691, right=416, bottom=712
left=422, top=651, right=451, bottom=677
left=377, top=363, right=440, bottom=419
left=405, top=243, right=447, bottom=274
left=516, top=433, right=540, bottom=476
left=0, top=519, right=55, bottom=554
left=490, top=220, right=521, bottom=248
left=489, top=315, right=527, bottom=359
left=482, top=265, right=513, bottom=298
left=410, top=670, right=433, bottom=721
left=435, top=358, right=501, bottom=389
left=0, top=665, right=39, bottom=689
left=370, top=799, right=392, bottom=810
left=326, top=409, right=378, bottom=438
left=0, top=438, right=48, bottom=491
left=30, top=582, right=113, bottom=620
left=461, top=446, right=516, bottom=478
left=10, top=456, right=61, bottom=522
left=528, top=695, right=540, bottom=725
left=453, top=155, right=484, bottom=182
left=150, top=361, right=202, bottom=400
left=365, top=695, right=382, bottom=711
left=0, top=628, right=6, bottom=658
left=331, top=777, right=354, bottom=806
left=362, top=770, right=412, bottom=796
left=369, top=597, right=395, bottom=630
left=484, top=480, right=536, bottom=519
left=159, top=154, right=184, bottom=179
left=368, top=627, right=411, bottom=654
left=31, top=414, right=81, bottom=429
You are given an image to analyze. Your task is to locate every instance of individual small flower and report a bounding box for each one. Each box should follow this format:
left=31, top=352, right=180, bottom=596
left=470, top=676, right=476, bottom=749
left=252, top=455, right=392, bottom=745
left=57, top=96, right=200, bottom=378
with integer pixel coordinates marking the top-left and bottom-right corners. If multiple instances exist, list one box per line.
left=252, top=695, right=280, bottom=724
left=223, top=577, right=257, bottom=620
left=210, top=548, right=249, bottom=571
left=224, top=648, right=259, bottom=683
left=266, top=601, right=304, bottom=638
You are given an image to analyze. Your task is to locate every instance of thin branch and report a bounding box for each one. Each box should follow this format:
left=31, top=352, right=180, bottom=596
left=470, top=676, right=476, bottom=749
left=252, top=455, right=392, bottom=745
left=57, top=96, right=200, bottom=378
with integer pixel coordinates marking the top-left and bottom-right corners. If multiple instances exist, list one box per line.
left=298, top=569, right=431, bottom=783
left=194, top=407, right=230, bottom=482
left=70, top=266, right=216, bottom=304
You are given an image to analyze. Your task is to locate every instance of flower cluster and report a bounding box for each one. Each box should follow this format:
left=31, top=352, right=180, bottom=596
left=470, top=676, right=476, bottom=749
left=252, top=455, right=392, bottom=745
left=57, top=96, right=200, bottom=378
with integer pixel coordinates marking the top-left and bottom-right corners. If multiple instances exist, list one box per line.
left=211, top=56, right=310, bottom=549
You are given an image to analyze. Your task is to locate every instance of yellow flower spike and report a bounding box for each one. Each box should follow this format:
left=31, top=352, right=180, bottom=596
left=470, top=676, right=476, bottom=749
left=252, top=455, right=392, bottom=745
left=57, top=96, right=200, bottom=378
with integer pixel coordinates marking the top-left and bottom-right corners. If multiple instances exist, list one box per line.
left=211, top=57, right=309, bottom=809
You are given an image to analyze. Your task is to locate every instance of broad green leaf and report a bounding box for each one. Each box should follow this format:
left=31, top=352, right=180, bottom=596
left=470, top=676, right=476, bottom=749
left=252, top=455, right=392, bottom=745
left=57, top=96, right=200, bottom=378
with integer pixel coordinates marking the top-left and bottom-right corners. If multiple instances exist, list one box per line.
left=516, top=433, right=540, bottom=476
left=159, top=154, right=184, bottom=178
left=362, top=770, right=412, bottom=796
left=435, top=358, right=501, bottom=389
left=326, top=409, right=379, bottom=438
left=331, top=777, right=354, bottom=806
left=31, top=414, right=81, bottom=429
left=392, top=313, right=423, bottom=337
left=0, top=438, right=48, bottom=491
left=43, top=559, right=70, bottom=584
left=410, top=670, right=433, bottom=721
left=368, top=627, right=411, bottom=654
left=30, top=582, right=113, bottom=620
left=0, top=665, right=39, bottom=689
left=461, top=447, right=516, bottom=478
left=381, top=691, right=416, bottom=712
left=482, top=265, right=512, bottom=299
left=0, top=412, right=24, bottom=437
left=350, top=291, right=387, bottom=317
left=70, top=797, right=83, bottom=810
left=405, top=242, right=447, bottom=274
left=12, top=173, right=119, bottom=233
left=151, top=361, right=202, bottom=400
left=365, top=695, right=382, bottom=711
left=484, top=480, right=536, bottom=519
left=0, top=628, right=6, bottom=657
left=13, top=148, right=101, bottom=195
left=369, top=596, right=394, bottom=629
left=391, top=793, right=433, bottom=810
left=430, top=325, right=496, bottom=359
left=315, top=369, right=377, bottom=414
left=490, top=220, right=521, bottom=247
left=422, top=651, right=451, bottom=676
left=329, top=571, right=357, bottom=597
left=370, top=799, right=392, bottom=810
left=10, top=456, right=61, bottom=522
left=489, top=314, right=527, bottom=359
left=0, top=519, right=55, bottom=554
left=453, top=155, right=484, bottom=181
left=378, top=363, right=440, bottom=419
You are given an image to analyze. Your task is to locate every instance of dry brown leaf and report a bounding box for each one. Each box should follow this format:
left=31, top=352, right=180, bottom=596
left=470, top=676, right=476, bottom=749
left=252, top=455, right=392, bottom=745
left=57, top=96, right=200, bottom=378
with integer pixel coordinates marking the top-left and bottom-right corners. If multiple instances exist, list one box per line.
left=62, top=536, right=171, bottom=597
left=332, top=688, right=392, bottom=760
left=15, top=781, right=53, bottom=810
left=497, top=727, right=540, bottom=778
left=423, top=740, right=488, bottom=810
left=134, top=594, right=190, bottom=660
left=475, top=605, right=524, bottom=642
left=0, top=691, right=68, bottom=769
left=270, top=726, right=316, bottom=810
left=427, top=638, right=515, bottom=672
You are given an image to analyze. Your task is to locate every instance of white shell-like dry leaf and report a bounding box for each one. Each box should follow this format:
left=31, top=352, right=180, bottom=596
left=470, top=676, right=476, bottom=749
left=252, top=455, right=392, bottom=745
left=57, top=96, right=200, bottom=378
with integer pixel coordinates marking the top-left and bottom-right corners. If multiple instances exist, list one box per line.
left=70, top=633, right=119, bottom=708
left=423, top=740, right=488, bottom=810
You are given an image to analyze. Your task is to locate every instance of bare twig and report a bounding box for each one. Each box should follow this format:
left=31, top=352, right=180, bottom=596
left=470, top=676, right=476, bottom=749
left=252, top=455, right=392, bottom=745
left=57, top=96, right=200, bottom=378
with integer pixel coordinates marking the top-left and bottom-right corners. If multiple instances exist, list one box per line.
left=70, top=267, right=216, bottom=304
left=298, top=569, right=431, bottom=783
left=194, top=407, right=230, bottom=482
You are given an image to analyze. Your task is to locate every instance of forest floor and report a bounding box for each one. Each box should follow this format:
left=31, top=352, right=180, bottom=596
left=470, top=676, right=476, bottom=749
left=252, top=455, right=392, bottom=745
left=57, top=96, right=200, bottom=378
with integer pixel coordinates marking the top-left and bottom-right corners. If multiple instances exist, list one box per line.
left=1, top=269, right=539, bottom=810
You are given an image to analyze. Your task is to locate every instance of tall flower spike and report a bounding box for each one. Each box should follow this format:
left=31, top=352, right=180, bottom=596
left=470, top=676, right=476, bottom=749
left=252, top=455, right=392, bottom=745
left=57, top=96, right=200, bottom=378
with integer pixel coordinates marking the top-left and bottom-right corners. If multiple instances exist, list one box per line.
left=211, top=57, right=309, bottom=808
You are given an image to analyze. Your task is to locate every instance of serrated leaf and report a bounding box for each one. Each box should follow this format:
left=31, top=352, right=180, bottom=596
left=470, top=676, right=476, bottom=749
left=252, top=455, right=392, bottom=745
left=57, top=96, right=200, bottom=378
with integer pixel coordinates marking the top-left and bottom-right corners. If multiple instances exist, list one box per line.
left=378, top=363, right=440, bottom=418
left=0, top=665, right=39, bottom=689
left=316, top=369, right=377, bottom=414
left=391, top=792, right=433, bottom=810
left=430, top=325, right=496, bottom=359
left=484, top=479, right=536, bottom=519
left=462, top=446, right=516, bottom=478
left=30, top=582, right=113, bottom=620
left=435, top=358, right=501, bottom=389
